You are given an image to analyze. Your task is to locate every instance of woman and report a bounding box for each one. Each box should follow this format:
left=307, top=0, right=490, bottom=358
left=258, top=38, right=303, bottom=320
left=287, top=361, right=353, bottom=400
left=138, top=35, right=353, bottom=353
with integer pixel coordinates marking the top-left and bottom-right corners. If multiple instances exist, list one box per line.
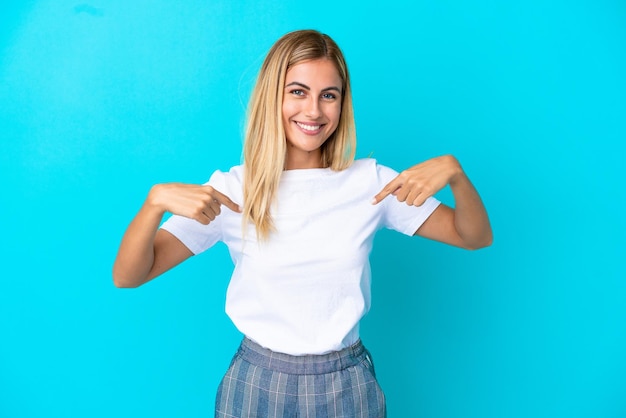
left=113, top=29, right=492, bottom=418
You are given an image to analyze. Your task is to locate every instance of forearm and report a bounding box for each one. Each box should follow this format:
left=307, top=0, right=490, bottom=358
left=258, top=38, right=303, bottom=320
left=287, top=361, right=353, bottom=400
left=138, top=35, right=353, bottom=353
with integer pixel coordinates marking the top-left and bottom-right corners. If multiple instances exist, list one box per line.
left=112, top=199, right=165, bottom=288
left=449, top=170, right=493, bottom=249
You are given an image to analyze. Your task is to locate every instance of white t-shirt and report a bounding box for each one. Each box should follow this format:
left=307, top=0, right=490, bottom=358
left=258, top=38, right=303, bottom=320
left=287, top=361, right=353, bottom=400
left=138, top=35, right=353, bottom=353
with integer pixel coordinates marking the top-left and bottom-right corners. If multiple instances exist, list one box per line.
left=161, top=158, right=440, bottom=355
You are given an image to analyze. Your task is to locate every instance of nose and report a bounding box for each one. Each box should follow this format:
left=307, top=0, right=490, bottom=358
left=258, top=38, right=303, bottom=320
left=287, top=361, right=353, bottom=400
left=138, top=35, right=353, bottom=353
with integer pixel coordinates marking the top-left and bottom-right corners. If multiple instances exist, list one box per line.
left=304, top=97, right=321, bottom=118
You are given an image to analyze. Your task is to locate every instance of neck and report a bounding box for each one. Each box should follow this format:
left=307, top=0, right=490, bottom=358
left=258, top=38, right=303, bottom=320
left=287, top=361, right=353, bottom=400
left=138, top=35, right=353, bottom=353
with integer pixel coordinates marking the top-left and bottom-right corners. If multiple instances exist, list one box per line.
left=284, top=150, right=323, bottom=170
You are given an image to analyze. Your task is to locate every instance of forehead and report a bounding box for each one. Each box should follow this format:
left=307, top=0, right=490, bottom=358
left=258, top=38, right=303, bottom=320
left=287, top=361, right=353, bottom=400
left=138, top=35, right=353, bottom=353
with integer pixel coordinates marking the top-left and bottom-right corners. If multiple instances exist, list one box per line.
left=285, top=59, right=342, bottom=86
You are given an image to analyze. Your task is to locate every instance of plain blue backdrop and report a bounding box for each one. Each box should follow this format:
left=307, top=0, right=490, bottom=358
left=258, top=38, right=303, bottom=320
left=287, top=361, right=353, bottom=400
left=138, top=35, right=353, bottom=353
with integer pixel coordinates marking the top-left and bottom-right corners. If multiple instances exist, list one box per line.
left=1, top=1, right=625, bottom=417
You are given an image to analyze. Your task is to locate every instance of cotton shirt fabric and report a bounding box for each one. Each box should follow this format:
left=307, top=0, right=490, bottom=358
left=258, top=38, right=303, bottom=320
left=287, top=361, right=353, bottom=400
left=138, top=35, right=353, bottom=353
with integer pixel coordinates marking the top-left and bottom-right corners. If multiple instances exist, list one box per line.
left=160, top=159, right=440, bottom=355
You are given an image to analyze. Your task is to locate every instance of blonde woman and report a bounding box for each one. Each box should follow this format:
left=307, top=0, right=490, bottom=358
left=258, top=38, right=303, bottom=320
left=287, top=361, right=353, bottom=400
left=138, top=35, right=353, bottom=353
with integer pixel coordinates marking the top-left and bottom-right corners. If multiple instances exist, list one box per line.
left=113, top=29, right=492, bottom=418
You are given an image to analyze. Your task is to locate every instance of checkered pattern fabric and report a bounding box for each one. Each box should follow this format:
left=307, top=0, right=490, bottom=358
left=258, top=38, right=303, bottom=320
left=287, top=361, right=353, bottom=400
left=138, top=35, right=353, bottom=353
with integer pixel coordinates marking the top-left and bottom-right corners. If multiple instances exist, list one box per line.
left=215, top=338, right=386, bottom=417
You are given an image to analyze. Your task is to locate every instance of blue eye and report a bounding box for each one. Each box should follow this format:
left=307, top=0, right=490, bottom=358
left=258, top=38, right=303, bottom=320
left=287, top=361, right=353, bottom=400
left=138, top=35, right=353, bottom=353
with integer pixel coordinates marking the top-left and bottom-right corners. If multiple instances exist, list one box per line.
left=322, top=93, right=337, bottom=100
left=291, top=89, right=305, bottom=96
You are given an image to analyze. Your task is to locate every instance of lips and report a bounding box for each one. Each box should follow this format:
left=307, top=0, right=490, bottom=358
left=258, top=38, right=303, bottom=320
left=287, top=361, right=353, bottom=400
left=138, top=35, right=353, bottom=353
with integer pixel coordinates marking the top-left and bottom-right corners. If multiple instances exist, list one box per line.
left=295, top=121, right=324, bottom=133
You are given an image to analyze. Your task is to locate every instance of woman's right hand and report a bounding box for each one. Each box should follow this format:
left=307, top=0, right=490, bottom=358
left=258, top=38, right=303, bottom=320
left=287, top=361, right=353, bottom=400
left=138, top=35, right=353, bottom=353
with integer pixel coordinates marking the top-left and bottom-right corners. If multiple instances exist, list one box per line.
left=148, top=183, right=242, bottom=224
left=113, top=183, right=241, bottom=288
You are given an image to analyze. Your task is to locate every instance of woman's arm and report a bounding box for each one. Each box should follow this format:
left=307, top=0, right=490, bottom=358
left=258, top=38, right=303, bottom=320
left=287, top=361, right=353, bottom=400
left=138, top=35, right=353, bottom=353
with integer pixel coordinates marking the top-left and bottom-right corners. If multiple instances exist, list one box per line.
left=112, top=183, right=241, bottom=288
left=372, top=155, right=492, bottom=250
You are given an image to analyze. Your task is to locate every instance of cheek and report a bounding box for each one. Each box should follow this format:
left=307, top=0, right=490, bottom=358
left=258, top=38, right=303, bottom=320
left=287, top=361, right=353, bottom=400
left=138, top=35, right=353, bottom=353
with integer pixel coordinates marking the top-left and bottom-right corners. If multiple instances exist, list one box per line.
left=327, top=104, right=342, bottom=126
left=282, top=100, right=298, bottom=122
left=282, top=101, right=296, bottom=139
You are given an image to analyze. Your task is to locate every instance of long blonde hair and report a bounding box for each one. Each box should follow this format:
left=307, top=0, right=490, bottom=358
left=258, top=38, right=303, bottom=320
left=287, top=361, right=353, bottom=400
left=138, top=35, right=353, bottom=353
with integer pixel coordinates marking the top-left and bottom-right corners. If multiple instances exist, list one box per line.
left=243, top=30, right=356, bottom=239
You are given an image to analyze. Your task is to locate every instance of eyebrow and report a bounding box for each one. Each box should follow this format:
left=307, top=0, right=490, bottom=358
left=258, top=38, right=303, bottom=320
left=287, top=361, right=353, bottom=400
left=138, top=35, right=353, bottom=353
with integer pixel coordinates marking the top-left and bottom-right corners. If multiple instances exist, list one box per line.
left=285, top=81, right=342, bottom=93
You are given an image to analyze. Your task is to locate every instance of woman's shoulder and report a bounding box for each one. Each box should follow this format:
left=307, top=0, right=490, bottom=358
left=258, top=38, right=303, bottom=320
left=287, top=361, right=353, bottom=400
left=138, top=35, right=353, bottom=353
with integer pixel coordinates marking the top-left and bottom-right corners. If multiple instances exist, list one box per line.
left=203, top=164, right=244, bottom=201
left=202, top=164, right=244, bottom=193
left=346, top=159, right=402, bottom=188
left=350, top=158, right=378, bottom=171
left=207, top=164, right=244, bottom=182
left=350, top=158, right=397, bottom=176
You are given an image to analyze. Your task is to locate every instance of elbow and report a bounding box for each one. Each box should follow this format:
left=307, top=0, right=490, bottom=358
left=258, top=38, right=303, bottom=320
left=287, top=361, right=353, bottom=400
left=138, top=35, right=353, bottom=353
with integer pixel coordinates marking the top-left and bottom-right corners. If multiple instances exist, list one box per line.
left=113, top=277, right=139, bottom=288
left=112, top=266, right=142, bottom=289
left=112, top=275, right=138, bottom=288
left=464, top=232, right=493, bottom=251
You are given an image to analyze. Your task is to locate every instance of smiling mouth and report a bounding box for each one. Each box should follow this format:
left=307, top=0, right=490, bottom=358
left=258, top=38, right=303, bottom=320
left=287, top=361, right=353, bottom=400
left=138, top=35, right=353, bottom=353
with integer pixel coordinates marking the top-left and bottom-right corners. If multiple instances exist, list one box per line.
left=296, top=121, right=323, bottom=132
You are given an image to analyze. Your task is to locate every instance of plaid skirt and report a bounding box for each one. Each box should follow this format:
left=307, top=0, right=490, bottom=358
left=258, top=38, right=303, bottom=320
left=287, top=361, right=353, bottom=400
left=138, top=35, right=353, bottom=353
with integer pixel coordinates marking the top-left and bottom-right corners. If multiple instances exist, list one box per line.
left=215, top=338, right=386, bottom=418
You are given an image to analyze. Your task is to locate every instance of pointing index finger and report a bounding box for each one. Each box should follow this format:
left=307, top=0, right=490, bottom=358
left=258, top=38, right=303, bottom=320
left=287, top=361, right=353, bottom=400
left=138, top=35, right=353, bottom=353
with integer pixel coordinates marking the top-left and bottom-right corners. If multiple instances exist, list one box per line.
left=372, top=178, right=400, bottom=205
left=205, top=186, right=242, bottom=213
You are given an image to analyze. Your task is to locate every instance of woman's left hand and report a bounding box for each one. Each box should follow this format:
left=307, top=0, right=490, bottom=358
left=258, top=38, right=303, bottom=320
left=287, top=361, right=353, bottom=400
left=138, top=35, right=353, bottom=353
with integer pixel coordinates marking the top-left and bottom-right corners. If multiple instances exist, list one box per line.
left=372, top=155, right=462, bottom=207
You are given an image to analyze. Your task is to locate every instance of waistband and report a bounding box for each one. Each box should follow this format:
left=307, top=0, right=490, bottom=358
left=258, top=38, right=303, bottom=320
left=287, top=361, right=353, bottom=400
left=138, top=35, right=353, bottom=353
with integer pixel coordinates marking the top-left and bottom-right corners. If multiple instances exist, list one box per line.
left=237, top=337, right=368, bottom=375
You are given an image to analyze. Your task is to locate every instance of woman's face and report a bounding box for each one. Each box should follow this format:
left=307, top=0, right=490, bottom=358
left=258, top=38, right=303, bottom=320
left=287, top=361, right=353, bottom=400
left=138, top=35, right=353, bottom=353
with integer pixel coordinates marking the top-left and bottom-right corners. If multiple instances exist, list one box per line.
left=282, top=59, right=343, bottom=170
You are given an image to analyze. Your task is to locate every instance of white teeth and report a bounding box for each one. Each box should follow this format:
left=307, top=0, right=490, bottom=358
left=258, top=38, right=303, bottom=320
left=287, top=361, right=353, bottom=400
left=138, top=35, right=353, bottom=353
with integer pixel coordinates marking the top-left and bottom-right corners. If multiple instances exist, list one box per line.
left=296, top=122, right=321, bottom=131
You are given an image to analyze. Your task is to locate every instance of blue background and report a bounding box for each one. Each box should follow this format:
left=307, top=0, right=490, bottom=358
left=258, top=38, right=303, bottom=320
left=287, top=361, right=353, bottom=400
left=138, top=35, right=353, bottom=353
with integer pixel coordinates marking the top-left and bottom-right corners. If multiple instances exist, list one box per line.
left=1, top=1, right=625, bottom=417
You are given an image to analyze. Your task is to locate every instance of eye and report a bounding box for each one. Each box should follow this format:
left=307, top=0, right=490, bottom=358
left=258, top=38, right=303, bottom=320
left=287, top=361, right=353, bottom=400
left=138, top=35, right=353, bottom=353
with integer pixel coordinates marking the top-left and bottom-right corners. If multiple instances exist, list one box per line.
left=290, top=89, right=305, bottom=96
left=322, top=92, right=337, bottom=100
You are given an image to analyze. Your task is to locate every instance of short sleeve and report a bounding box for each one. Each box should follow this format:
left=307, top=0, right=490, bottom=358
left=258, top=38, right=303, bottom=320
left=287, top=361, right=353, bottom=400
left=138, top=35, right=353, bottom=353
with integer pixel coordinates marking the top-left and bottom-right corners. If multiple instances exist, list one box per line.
left=159, top=170, right=227, bottom=255
left=376, top=163, right=441, bottom=236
